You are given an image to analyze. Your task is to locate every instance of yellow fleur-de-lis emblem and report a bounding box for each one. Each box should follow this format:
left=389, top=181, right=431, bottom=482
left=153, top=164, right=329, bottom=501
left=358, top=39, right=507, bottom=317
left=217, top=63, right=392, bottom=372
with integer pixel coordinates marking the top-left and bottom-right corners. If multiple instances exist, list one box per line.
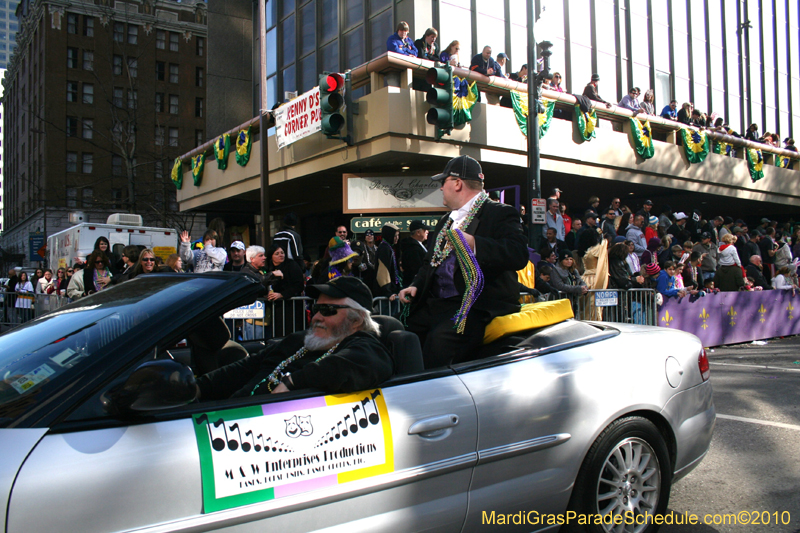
left=758, top=304, right=767, bottom=323
left=699, top=308, right=710, bottom=330
left=788, top=303, right=795, bottom=320
left=661, top=311, right=673, bottom=327
left=727, top=306, right=737, bottom=326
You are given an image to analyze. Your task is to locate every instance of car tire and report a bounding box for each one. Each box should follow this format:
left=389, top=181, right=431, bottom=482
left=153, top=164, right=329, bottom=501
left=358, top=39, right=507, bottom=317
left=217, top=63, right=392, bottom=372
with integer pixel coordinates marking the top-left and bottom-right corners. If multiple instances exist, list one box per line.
left=563, top=416, right=671, bottom=533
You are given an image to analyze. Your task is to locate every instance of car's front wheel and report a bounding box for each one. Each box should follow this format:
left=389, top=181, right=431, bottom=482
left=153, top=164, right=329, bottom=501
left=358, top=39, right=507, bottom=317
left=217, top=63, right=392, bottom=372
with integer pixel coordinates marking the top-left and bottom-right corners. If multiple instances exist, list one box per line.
left=565, top=416, right=672, bottom=533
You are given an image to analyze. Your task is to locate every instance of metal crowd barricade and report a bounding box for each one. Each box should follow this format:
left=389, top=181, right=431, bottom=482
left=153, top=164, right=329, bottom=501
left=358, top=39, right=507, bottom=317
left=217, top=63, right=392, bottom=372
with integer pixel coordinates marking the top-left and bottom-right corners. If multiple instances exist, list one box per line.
left=1, top=292, right=72, bottom=332
left=225, top=296, right=314, bottom=342
left=550, top=288, right=658, bottom=326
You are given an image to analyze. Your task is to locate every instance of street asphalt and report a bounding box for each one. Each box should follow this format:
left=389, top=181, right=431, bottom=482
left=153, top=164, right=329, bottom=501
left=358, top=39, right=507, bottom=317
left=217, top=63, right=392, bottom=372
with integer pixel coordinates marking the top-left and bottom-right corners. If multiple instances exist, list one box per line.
left=664, top=335, right=800, bottom=533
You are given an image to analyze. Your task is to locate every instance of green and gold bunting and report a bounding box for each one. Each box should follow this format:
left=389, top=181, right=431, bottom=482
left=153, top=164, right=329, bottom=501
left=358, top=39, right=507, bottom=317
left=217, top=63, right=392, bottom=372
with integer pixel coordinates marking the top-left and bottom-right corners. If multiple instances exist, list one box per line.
left=746, top=147, right=764, bottom=182
left=510, top=92, right=554, bottom=138
left=629, top=117, right=654, bottom=159
left=679, top=128, right=710, bottom=164
left=234, top=127, right=252, bottom=167
left=453, top=77, right=479, bottom=126
left=713, top=140, right=734, bottom=157
left=575, top=105, right=597, bottom=141
left=213, top=133, right=230, bottom=170
left=171, top=157, right=183, bottom=189
left=191, top=153, right=205, bottom=185
left=775, top=154, right=795, bottom=169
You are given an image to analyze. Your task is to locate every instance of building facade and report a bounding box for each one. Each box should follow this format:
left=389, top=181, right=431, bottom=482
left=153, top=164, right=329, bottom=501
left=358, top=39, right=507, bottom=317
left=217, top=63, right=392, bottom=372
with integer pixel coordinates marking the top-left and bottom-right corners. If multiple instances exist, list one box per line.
left=1, top=0, right=208, bottom=267
left=0, top=1, right=20, bottom=69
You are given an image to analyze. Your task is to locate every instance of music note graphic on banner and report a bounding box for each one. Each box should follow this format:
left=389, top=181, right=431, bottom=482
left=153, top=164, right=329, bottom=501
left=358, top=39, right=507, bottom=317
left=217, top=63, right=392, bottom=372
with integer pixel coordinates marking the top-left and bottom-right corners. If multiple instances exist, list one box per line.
left=335, top=421, right=343, bottom=439
left=364, top=390, right=381, bottom=425
left=196, top=414, right=226, bottom=452
left=350, top=405, right=363, bottom=434
left=342, top=415, right=350, bottom=437
left=244, top=429, right=256, bottom=452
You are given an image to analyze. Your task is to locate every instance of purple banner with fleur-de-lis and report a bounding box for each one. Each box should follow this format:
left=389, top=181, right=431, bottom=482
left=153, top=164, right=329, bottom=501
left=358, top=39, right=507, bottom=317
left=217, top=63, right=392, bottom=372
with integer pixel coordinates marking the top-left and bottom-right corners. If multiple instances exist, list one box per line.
left=658, top=290, right=800, bottom=347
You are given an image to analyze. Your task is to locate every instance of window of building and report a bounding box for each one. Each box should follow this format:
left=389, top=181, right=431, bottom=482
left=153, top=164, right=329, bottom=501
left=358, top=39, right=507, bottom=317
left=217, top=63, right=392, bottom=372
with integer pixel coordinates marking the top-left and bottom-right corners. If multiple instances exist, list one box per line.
left=113, top=87, right=124, bottom=108
left=127, top=57, right=137, bottom=77
left=155, top=126, right=164, bottom=146
left=282, top=14, right=295, bottom=67
left=66, top=152, right=78, bottom=173
left=169, top=63, right=179, bottom=83
left=299, top=2, right=315, bottom=56
left=196, top=67, right=204, bottom=87
left=113, top=22, right=124, bottom=42
left=154, top=160, right=163, bottom=179
left=195, top=129, right=204, bottom=146
left=111, top=188, right=122, bottom=209
left=83, top=16, right=94, bottom=37
left=66, top=116, right=78, bottom=137
left=113, top=54, right=122, bottom=75
left=67, top=81, right=78, bottom=101
left=168, top=127, right=178, bottom=147
left=66, top=187, right=77, bottom=208
left=81, top=187, right=93, bottom=206
left=156, top=29, right=165, bottom=49
left=195, top=97, right=203, bottom=118
left=67, top=13, right=77, bottom=34
left=169, top=32, right=179, bottom=52
left=112, top=155, right=123, bottom=176
left=127, top=24, right=138, bottom=45
left=82, top=83, right=93, bottom=104
left=169, top=94, right=179, bottom=114
left=196, top=36, right=204, bottom=56
left=156, top=61, right=165, bottom=80
left=82, top=118, right=93, bottom=139
left=82, top=153, right=93, bottom=174
left=344, top=0, right=363, bottom=29
left=155, top=92, right=164, bottom=112
left=67, top=47, right=78, bottom=68
left=83, top=50, right=93, bottom=71
left=127, top=90, right=137, bottom=109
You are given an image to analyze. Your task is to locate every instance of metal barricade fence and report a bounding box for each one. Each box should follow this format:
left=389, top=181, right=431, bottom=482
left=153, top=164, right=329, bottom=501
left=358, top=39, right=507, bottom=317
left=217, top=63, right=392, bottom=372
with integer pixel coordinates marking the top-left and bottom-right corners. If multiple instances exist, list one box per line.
left=551, top=288, right=658, bottom=326
left=1, top=292, right=72, bottom=332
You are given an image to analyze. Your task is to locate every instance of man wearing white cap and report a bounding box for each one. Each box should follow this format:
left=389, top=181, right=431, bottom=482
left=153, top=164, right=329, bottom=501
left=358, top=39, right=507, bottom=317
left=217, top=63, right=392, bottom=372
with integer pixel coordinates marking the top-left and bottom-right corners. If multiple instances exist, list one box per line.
left=668, top=212, right=690, bottom=243
left=223, top=241, right=248, bottom=272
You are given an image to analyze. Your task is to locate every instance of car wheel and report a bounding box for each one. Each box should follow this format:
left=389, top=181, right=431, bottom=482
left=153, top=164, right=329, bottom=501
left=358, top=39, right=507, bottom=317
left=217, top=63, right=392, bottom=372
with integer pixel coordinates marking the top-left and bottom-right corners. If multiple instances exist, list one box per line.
left=565, top=416, right=671, bottom=533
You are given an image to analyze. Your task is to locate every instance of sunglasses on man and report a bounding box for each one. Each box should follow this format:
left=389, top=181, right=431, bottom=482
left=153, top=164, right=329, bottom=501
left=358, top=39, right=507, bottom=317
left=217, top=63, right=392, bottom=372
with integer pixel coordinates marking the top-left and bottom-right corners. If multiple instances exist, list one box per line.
left=312, top=303, right=354, bottom=317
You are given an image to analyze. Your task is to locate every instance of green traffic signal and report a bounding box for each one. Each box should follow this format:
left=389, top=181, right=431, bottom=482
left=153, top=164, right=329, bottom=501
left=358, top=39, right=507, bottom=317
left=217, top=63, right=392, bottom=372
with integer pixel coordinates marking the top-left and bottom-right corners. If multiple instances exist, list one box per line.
left=425, top=65, right=454, bottom=136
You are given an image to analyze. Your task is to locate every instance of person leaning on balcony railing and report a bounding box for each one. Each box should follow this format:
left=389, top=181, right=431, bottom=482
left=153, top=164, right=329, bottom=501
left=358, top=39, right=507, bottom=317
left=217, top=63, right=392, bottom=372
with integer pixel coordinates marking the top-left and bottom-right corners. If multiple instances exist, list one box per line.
left=660, top=100, right=679, bottom=121
left=618, top=87, right=641, bottom=115
left=582, top=74, right=613, bottom=109
left=744, top=123, right=760, bottom=141
left=387, top=21, right=418, bottom=57
left=439, top=40, right=461, bottom=67
left=640, top=89, right=655, bottom=115
left=414, top=27, right=439, bottom=61
left=676, top=102, right=693, bottom=125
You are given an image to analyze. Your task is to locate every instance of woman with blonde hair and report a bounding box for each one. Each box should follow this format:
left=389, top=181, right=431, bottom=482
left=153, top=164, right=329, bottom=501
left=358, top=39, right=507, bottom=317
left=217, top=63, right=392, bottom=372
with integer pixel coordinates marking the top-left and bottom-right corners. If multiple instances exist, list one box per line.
left=439, top=40, right=461, bottom=66
left=641, top=89, right=655, bottom=115
left=716, top=233, right=744, bottom=291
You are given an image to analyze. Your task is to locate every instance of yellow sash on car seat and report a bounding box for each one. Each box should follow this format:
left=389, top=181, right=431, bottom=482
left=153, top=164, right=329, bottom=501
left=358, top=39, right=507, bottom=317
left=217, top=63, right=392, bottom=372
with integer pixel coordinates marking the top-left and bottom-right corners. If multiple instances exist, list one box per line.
left=483, top=299, right=574, bottom=344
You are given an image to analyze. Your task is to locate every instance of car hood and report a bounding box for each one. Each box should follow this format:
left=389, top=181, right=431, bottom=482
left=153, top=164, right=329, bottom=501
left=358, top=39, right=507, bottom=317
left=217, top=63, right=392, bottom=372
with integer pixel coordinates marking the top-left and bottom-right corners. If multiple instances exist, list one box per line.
left=0, top=429, right=48, bottom=530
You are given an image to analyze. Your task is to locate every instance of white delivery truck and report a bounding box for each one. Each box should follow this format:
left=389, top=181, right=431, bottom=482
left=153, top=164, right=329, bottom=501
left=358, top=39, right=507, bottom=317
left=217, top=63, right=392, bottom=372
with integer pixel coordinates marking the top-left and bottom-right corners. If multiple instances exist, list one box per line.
left=48, top=213, right=179, bottom=270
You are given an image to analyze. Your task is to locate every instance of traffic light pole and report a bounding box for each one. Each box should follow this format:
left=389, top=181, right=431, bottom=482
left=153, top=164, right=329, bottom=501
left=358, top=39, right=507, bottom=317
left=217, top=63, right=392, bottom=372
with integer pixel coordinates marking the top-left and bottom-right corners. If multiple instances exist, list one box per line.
left=526, top=0, right=540, bottom=249
left=259, top=112, right=271, bottom=248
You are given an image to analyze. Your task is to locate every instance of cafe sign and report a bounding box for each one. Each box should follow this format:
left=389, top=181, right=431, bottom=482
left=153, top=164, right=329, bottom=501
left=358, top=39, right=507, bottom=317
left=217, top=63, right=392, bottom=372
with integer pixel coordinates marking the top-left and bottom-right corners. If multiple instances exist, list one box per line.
left=343, top=174, right=444, bottom=213
left=349, top=215, right=444, bottom=234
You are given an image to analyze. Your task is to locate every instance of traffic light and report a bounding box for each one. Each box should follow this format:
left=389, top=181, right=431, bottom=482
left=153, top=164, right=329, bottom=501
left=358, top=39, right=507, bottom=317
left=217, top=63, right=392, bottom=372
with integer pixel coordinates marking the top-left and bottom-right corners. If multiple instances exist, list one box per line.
left=319, top=72, right=345, bottom=137
left=425, top=64, right=454, bottom=138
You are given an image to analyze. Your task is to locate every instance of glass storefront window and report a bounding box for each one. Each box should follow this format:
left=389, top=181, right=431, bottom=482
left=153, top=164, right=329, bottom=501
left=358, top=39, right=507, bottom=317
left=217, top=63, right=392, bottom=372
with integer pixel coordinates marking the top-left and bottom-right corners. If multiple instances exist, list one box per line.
left=655, top=70, right=671, bottom=108
left=370, top=9, right=392, bottom=60
left=344, top=26, right=364, bottom=70
left=282, top=14, right=296, bottom=66
left=652, top=23, right=670, bottom=71
left=300, top=2, right=315, bottom=56
left=674, top=77, right=690, bottom=105
left=266, top=75, right=277, bottom=109
left=321, top=0, right=338, bottom=43
left=345, top=0, right=364, bottom=29
left=320, top=39, right=339, bottom=72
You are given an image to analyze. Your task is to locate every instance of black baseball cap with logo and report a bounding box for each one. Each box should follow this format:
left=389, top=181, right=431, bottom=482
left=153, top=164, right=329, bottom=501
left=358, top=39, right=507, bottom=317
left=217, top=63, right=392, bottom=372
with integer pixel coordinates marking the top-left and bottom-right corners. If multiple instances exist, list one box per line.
left=305, top=277, right=373, bottom=311
left=431, top=155, right=484, bottom=183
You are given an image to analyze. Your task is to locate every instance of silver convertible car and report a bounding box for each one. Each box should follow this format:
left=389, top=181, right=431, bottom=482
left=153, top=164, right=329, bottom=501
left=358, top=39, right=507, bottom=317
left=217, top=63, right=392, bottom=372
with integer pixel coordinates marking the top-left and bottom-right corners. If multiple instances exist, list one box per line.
left=0, top=273, right=714, bottom=533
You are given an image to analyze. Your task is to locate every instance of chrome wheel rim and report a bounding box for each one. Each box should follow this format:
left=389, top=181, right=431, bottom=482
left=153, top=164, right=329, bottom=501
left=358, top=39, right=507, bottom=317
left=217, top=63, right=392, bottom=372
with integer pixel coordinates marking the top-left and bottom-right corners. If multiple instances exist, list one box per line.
left=596, top=437, right=661, bottom=532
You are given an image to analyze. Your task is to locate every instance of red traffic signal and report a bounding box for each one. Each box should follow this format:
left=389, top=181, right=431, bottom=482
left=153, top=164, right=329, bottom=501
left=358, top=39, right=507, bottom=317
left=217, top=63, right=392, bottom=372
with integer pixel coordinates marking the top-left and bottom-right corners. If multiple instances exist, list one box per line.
left=320, top=73, right=344, bottom=93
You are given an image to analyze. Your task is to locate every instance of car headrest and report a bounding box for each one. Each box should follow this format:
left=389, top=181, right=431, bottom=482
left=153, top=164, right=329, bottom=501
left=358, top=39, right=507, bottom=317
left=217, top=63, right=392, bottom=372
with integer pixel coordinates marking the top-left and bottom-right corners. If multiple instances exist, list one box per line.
left=372, top=315, right=405, bottom=345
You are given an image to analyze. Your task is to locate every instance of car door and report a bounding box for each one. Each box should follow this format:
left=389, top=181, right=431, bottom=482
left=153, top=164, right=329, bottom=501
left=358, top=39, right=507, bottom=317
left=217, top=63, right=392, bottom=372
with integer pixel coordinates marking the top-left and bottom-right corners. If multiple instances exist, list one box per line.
left=6, top=373, right=477, bottom=533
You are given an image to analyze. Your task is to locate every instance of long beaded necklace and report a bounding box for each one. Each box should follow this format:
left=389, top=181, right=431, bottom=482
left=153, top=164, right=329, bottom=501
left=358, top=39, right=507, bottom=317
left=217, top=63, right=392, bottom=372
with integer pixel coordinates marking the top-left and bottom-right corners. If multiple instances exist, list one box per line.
left=430, top=191, right=489, bottom=267
left=249, top=342, right=341, bottom=395
left=447, top=228, right=485, bottom=333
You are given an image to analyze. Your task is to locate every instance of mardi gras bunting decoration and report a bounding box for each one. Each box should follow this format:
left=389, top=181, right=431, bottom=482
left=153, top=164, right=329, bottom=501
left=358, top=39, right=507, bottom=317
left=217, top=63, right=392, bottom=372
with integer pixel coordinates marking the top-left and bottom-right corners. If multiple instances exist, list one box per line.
left=510, top=92, right=554, bottom=138
left=453, top=77, right=479, bottom=126
left=746, top=147, right=765, bottom=182
left=775, top=154, right=795, bottom=169
left=235, top=127, right=252, bottom=167
left=574, top=105, right=597, bottom=141
left=713, top=140, right=734, bottom=157
left=213, top=133, right=230, bottom=170
left=679, top=128, right=710, bottom=164
left=171, top=157, right=183, bottom=189
left=629, top=117, right=654, bottom=159
left=191, top=153, right=205, bottom=185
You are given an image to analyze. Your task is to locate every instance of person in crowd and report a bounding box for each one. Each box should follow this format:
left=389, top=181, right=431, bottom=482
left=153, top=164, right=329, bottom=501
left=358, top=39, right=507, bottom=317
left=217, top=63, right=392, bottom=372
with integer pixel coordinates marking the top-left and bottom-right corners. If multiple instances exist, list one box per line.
left=601, top=207, right=618, bottom=240
left=645, top=215, right=659, bottom=243
left=625, top=214, right=647, bottom=258
left=716, top=234, right=745, bottom=291
left=180, top=229, right=227, bottom=273
left=67, top=249, right=113, bottom=299
left=718, top=216, right=734, bottom=239
left=352, top=230, right=378, bottom=292
left=560, top=202, right=572, bottom=234
left=577, top=211, right=602, bottom=258
left=543, top=198, right=566, bottom=241
left=692, top=232, right=718, bottom=282
left=640, top=89, right=656, bottom=115
left=326, top=237, right=359, bottom=280
left=5, top=269, right=19, bottom=312
left=773, top=266, right=797, bottom=291
left=774, top=235, right=794, bottom=274
left=538, top=249, right=559, bottom=270
left=30, top=268, right=43, bottom=292
left=758, top=131, right=778, bottom=146
left=272, top=212, right=305, bottom=273
left=608, top=241, right=644, bottom=290
left=641, top=237, right=661, bottom=267
left=494, top=52, right=509, bottom=77
left=550, top=249, right=588, bottom=309
left=535, top=264, right=556, bottom=298
left=387, top=21, right=417, bottom=57
left=539, top=227, right=567, bottom=260
left=660, top=100, right=679, bottom=120
left=582, top=74, right=613, bottom=108
left=196, top=277, right=393, bottom=397
left=746, top=255, right=771, bottom=290
left=50, top=268, right=69, bottom=296
left=129, top=248, right=159, bottom=279
left=398, top=155, right=528, bottom=367
left=510, top=64, right=529, bottom=83
left=758, top=227, right=778, bottom=286
left=35, top=269, right=54, bottom=294
left=636, top=199, right=654, bottom=218
left=677, top=102, right=693, bottom=124
left=565, top=218, right=582, bottom=252
left=784, top=137, right=797, bottom=152
left=93, top=236, right=118, bottom=275
left=112, top=245, right=140, bottom=285
left=470, top=45, right=501, bottom=77
left=547, top=71, right=564, bottom=91
left=618, top=207, right=633, bottom=231
left=223, top=241, right=248, bottom=272
left=658, top=205, right=673, bottom=231
left=667, top=212, right=691, bottom=243
left=624, top=239, right=642, bottom=277
left=690, top=109, right=707, bottom=127
left=744, top=123, right=759, bottom=141
left=13, top=271, right=35, bottom=323
left=376, top=224, right=402, bottom=305
left=618, top=87, right=641, bottom=114
left=399, top=220, right=429, bottom=288
left=605, top=198, right=622, bottom=217
left=655, top=261, right=686, bottom=299
left=164, top=254, right=183, bottom=273
left=439, top=40, right=461, bottom=66
left=587, top=196, right=601, bottom=215
left=682, top=251, right=704, bottom=291
left=266, top=243, right=306, bottom=337
left=414, top=27, right=438, bottom=61
left=659, top=242, right=681, bottom=268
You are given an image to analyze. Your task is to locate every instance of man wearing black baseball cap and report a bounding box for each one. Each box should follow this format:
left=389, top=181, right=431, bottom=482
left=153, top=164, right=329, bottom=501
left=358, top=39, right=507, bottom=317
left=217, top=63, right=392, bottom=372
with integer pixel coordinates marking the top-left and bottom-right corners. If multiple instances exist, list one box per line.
left=196, top=277, right=393, bottom=398
left=398, top=155, right=529, bottom=367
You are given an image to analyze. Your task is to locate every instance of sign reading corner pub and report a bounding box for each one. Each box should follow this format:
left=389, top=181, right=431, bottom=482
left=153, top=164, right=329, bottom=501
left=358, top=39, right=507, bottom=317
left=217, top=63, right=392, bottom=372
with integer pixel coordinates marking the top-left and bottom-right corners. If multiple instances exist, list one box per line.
left=344, top=174, right=444, bottom=213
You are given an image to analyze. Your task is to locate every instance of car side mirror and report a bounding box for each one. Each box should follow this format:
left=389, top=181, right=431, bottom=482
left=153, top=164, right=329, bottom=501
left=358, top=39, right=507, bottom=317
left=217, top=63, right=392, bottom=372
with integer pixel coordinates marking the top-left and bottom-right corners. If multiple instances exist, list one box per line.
left=102, top=360, right=197, bottom=415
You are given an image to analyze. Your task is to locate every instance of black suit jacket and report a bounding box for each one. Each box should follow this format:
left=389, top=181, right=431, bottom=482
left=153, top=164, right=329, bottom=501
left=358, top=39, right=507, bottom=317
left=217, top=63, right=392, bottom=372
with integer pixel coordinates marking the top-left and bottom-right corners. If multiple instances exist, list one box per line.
left=410, top=199, right=529, bottom=319
left=399, top=237, right=427, bottom=288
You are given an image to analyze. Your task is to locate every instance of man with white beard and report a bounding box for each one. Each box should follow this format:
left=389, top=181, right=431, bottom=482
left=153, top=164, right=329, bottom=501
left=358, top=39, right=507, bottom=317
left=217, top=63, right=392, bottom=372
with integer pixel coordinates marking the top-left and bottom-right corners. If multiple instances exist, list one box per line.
left=196, top=277, right=393, bottom=399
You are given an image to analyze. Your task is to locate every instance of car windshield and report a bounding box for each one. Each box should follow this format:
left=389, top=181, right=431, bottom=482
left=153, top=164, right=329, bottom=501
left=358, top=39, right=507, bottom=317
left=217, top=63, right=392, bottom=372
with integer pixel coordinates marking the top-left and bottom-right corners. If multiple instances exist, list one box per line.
left=0, top=275, right=231, bottom=424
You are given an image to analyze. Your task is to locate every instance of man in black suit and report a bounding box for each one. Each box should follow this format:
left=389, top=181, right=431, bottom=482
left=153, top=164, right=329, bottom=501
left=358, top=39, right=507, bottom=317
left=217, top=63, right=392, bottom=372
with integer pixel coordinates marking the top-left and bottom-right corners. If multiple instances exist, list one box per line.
left=399, top=155, right=529, bottom=367
left=538, top=227, right=566, bottom=261
left=399, top=220, right=429, bottom=288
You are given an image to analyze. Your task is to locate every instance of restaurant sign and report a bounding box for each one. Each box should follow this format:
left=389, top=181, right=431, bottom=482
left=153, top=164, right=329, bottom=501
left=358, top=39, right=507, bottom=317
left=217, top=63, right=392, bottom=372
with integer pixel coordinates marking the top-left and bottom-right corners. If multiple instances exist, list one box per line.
left=343, top=174, right=444, bottom=213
